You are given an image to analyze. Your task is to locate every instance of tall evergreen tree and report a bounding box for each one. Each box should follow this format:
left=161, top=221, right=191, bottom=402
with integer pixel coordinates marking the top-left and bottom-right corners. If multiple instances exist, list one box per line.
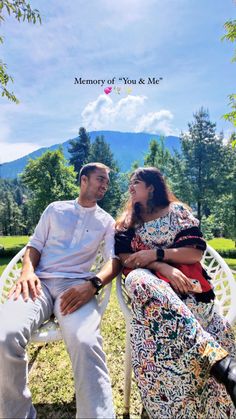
left=180, top=108, right=224, bottom=222
left=68, top=127, right=91, bottom=181
left=144, top=136, right=172, bottom=177
left=0, top=191, right=25, bottom=235
left=168, top=150, right=193, bottom=204
left=87, top=135, right=122, bottom=216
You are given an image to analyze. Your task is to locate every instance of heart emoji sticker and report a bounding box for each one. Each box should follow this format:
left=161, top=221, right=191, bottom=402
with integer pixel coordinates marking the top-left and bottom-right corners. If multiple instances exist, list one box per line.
left=104, top=86, right=112, bottom=95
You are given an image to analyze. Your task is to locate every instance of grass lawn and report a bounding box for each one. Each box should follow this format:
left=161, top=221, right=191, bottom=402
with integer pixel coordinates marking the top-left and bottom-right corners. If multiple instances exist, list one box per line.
left=0, top=235, right=29, bottom=250
left=208, top=238, right=235, bottom=250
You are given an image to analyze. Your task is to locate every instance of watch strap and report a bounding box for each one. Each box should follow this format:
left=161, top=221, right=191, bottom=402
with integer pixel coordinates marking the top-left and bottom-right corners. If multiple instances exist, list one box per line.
left=156, top=248, right=165, bottom=262
left=88, top=276, right=103, bottom=295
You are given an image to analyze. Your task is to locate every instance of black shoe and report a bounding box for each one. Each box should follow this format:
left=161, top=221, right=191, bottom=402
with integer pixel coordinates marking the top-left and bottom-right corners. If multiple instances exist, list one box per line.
left=211, top=355, right=236, bottom=408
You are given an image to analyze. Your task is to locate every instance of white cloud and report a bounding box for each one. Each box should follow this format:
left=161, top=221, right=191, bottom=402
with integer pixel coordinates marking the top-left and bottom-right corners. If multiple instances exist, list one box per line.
left=81, top=94, right=147, bottom=130
left=135, top=110, right=177, bottom=135
left=80, top=94, right=178, bottom=135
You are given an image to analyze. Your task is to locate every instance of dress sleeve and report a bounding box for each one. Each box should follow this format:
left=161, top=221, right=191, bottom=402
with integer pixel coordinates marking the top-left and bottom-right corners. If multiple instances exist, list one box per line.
left=114, top=228, right=135, bottom=255
left=171, top=204, right=206, bottom=251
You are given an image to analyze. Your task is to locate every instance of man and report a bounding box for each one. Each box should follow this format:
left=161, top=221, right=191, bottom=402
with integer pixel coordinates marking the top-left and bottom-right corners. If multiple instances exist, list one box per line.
left=0, top=162, right=121, bottom=419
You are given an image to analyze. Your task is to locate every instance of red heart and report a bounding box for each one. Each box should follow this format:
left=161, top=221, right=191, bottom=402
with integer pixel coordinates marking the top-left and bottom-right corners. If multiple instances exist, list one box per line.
left=104, top=87, right=112, bottom=94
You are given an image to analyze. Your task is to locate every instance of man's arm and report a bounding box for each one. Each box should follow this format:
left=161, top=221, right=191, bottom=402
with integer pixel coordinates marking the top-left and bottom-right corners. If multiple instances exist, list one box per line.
left=60, top=258, right=121, bottom=316
left=96, top=257, right=121, bottom=285
left=8, top=246, right=42, bottom=301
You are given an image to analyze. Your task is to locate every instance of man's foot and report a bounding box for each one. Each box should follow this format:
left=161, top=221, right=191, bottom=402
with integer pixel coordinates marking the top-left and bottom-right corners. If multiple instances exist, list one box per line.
left=211, top=355, right=236, bottom=408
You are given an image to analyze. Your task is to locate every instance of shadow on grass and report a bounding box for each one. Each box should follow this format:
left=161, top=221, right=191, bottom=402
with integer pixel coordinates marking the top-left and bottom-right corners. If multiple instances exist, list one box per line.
left=35, top=399, right=76, bottom=419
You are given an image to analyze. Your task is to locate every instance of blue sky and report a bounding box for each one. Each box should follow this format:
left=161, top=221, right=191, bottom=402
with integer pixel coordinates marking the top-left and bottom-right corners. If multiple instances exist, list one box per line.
left=0, top=0, right=235, bottom=163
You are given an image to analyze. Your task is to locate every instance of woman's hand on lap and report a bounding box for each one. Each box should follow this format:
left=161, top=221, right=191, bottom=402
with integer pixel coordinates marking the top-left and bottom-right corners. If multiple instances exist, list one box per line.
left=157, top=263, right=194, bottom=294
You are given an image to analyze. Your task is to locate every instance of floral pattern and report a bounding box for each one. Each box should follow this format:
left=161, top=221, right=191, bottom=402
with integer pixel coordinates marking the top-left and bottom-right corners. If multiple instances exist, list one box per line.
left=132, top=202, right=199, bottom=250
left=122, top=204, right=236, bottom=418
left=126, top=269, right=236, bottom=418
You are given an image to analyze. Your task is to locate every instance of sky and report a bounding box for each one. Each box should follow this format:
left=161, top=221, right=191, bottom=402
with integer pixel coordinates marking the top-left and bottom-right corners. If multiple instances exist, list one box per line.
left=0, top=0, right=235, bottom=163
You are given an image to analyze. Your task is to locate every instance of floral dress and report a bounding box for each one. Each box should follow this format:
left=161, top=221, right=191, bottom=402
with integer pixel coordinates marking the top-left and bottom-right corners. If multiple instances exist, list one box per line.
left=115, top=203, right=236, bottom=418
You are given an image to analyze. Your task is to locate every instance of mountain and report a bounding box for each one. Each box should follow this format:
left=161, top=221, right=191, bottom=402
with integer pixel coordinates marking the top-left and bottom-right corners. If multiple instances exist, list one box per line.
left=0, top=131, right=180, bottom=179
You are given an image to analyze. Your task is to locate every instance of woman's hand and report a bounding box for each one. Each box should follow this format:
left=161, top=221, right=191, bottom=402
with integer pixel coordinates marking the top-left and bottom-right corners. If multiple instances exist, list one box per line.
left=157, top=263, right=194, bottom=294
left=124, top=249, right=156, bottom=269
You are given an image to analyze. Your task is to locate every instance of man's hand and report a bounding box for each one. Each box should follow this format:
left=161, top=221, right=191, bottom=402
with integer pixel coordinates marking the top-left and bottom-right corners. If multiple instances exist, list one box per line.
left=8, top=272, right=42, bottom=302
left=60, top=282, right=96, bottom=315
left=124, top=250, right=156, bottom=268
left=157, top=263, right=194, bottom=294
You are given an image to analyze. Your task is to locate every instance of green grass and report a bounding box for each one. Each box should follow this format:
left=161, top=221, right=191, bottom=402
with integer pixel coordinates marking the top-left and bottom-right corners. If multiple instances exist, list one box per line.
left=0, top=235, right=29, bottom=249
left=208, top=238, right=235, bottom=250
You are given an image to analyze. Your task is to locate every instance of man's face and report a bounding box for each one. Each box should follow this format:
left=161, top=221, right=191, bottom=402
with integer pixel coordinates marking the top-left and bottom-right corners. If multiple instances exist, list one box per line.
left=81, top=168, right=110, bottom=202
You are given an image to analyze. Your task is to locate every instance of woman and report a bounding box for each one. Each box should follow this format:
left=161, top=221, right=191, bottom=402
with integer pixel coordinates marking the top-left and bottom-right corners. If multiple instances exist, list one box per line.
left=115, top=167, right=236, bottom=418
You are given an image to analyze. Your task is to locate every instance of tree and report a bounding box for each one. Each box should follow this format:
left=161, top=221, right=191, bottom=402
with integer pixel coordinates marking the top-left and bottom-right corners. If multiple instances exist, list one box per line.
left=0, top=1, right=41, bottom=102
left=168, top=150, right=193, bottom=204
left=68, top=127, right=91, bottom=182
left=87, top=135, right=122, bottom=216
left=0, top=178, right=29, bottom=234
left=180, top=108, right=225, bottom=223
left=144, top=136, right=172, bottom=177
left=0, top=190, right=25, bottom=235
left=21, top=149, right=78, bottom=223
left=222, top=19, right=236, bottom=128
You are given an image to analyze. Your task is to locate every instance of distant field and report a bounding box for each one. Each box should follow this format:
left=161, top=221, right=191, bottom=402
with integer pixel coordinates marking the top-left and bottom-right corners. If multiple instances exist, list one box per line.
left=0, top=236, right=29, bottom=249
left=208, top=238, right=235, bottom=250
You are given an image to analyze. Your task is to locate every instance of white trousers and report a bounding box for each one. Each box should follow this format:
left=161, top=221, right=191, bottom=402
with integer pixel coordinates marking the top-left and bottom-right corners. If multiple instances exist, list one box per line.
left=0, top=277, right=115, bottom=419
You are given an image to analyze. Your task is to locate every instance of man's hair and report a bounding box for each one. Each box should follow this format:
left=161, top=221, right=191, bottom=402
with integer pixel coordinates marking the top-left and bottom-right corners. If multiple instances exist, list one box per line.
left=79, top=162, right=110, bottom=185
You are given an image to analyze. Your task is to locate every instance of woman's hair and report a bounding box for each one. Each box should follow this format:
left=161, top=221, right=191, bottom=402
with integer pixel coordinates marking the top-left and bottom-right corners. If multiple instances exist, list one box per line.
left=116, top=167, right=178, bottom=230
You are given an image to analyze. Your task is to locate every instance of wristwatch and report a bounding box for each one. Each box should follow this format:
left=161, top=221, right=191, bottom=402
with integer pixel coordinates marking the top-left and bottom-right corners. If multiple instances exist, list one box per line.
left=88, top=276, right=103, bottom=295
left=156, top=248, right=165, bottom=262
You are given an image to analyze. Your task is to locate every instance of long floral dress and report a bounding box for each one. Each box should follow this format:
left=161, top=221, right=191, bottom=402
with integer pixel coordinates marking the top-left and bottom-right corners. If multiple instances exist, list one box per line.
left=115, top=203, right=236, bottom=418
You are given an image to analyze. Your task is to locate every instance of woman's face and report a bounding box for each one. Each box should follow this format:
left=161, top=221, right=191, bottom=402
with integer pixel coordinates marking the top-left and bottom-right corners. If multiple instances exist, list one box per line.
left=129, top=177, right=154, bottom=205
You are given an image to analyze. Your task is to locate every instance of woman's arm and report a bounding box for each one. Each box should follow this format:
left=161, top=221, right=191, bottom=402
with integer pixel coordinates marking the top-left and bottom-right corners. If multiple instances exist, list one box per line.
left=118, top=253, right=195, bottom=294
left=162, top=247, right=203, bottom=264
left=122, top=247, right=203, bottom=268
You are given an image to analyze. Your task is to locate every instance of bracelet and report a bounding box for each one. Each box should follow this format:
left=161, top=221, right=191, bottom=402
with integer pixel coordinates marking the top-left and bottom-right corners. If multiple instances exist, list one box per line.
left=156, top=248, right=165, bottom=262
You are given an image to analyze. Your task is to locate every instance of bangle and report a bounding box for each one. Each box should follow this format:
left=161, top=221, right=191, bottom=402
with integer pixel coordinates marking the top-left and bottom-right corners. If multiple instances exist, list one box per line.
left=156, top=248, right=165, bottom=262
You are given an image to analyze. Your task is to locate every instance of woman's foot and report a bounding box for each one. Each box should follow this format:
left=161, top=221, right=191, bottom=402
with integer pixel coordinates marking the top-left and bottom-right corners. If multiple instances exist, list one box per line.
left=211, top=355, right=236, bottom=407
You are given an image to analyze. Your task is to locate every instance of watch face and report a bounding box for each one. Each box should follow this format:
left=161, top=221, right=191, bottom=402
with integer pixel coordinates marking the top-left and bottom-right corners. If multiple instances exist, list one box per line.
left=91, top=276, right=102, bottom=289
